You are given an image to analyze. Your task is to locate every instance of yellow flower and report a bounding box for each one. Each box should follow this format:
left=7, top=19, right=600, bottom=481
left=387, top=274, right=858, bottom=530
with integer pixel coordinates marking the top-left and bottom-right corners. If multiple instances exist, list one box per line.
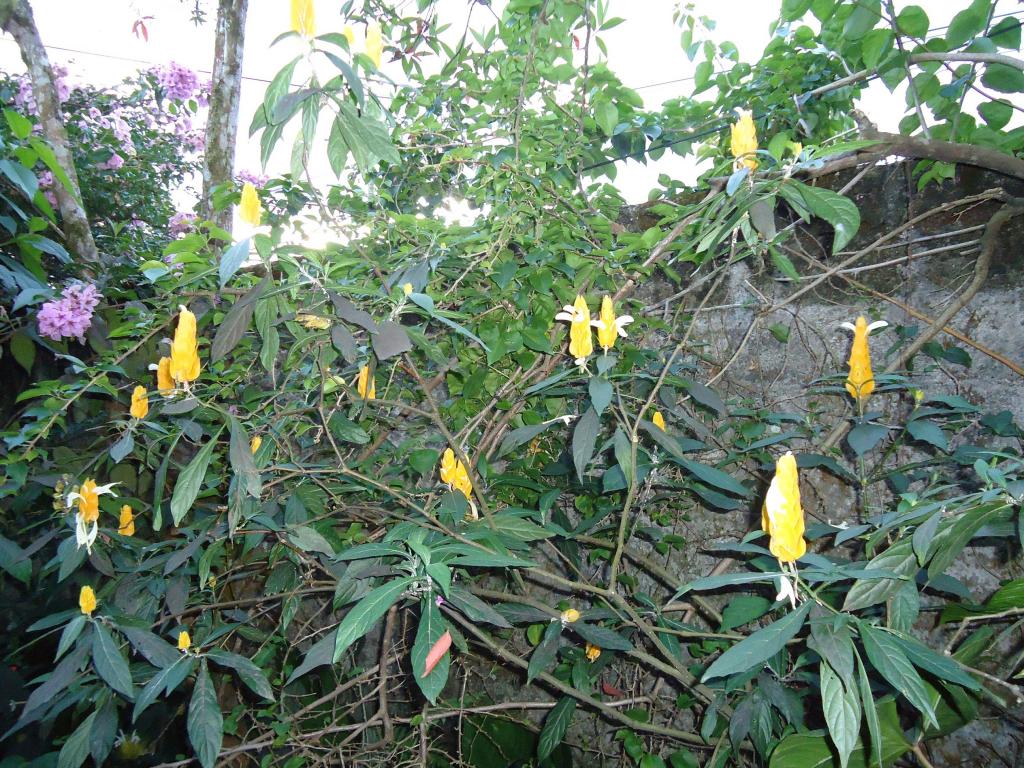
left=342, top=25, right=356, bottom=47
left=560, top=608, right=581, bottom=624
left=66, top=479, right=117, bottom=553
left=730, top=109, right=758, bottom=172
left=585, top=642, right=601, bottom=661
left=761, top=452, right=806, bottom=564
left=366, top=21, right=384, bottom=68
left=439, top=448, right=473, bottom=500
left=913, top=389, right=925, bottom=405
left=74, top=479, right=100, bottom=524
left=79, top=586, right=97, bottom=616
left=555, top=295, right=594, bottom=368
left=652, top=411, right=666, bottom=431
left=170, top=306, right=201, bottom=385
left=592, top=295, right=634, bottom=352
left=402, top=282, right=413, bottom=296
left=238, top=182, right=262, bottom=226
left=152, top=357, right=175, bottom=396
left=177, top=630, right=191, bottom=651
left=290, top=0, right=315, bottom=37
left=841, top=316, right=887, bottom=403
left=250, top=436, right=262, bottom=454
left=118, top=505, right=135, bottom=536
left=129, top=385, right=148, bottom=420
left=355, top=365, right=376, bottom=400
left=296, top=313, right=331, bottom=330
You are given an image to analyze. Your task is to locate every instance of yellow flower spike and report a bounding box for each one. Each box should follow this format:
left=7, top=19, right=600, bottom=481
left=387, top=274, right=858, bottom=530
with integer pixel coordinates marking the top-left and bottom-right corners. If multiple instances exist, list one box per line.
left=250, top=436, right=262, bottom=454
left=238, top=182, right=262, bottom=227
left=355, top=365, right=376, bottom=400
left=79, top=586, right=97, bottom=616
left=366, top=21, right=384, bottom=68
left=652, top=411, right=666, bottom=431
left=439, top=448, right=473, bottom=501
left=730, top=109, right=758, bottom=172
left=761, top=452, right=806, bottom=564
left=555, top=295, right=594, bottom=368
left=296, top=313, right=331, bottom=330
left=592, top=295, right=634, bottom=353
left=290, top=0, right=315, bottom=37
left=342, top=25, right=356, bottom=47
left=585, top=642, right=601, bottom=662
left=913, top=389, right=925, bottom=405
left=841, top=316, right=888, bottom=403
left=152, top=357, right=175, bottom=396
left=402, top=282, right=413, bottom=296
left=170, top=306, right=201, bottom=385
left=66, top=478, right=117, bottom=552
left=560, top=608, right=581, bottom=624
left=177, top=630, right=191, bottom=651
left=118, top=505, right=135, bottom=537
left=129, top=385, right=148, bottom=420
left=75, top=479, right=100, bottom=524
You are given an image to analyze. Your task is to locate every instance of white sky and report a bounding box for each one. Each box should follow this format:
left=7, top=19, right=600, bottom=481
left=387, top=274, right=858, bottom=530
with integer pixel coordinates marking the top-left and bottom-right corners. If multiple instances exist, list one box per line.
left=0, top=0, right=1009, bottom=205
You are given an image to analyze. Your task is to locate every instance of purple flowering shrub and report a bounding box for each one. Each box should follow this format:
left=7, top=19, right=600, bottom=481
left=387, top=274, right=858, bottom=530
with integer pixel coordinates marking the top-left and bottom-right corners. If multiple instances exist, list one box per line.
left=35, top=283, right=101, bottom=342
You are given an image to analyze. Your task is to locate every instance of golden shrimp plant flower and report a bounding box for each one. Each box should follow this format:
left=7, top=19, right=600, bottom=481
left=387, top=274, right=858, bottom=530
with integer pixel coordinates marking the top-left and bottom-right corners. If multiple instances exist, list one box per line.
left=118, top=505, right=135, bottom=537
left=592, top=295, right=633, bottom=352
left=555, top=295, right=594, bottom=368
left=730, top=109, right=758, bottom=171
left=355, top=365, right=376, bottom=400
left=250, top=436, right=262, bottom=454
left=129, top=385, right=148, bottom=420
left=342, top=25, right=356, bottom=47
left=67, top=478, right=118, bottom=553
left=652, top=411, right=666, bottom=431
left=178, top=631, right=191, bottom=651
left=79, top=586, right=97, bottom=616
left=560, top=608, right=581, bottom=625
left=585, top=642, right=601, bottom=662
left=761, top=452, right=806, bottom=565
left=841, top=316, right=887, bottom=403
left=290, top=0, right=315, bottom=37
left=238, top=182, right=262, bottom=226
left=366, top=21, right=384, bottom=68
left=170, top=306, right=201, bottom=385
left=439, top=448, right=477, bottom=520
left=151, top=357, right=175, bottom=396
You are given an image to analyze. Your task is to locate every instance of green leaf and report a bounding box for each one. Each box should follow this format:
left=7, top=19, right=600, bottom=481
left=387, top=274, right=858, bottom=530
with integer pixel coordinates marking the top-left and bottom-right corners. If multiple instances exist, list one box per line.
left=410, top=598, right=450, bottom=704
left=92, top=623, right=135, bottom=700
left=4, top=108, right=32, bottom=139
left=895, top=5, right=928, bottom=37
left=228, top=416, right=261, bottom=500
left=9, top=331, right=35, bottom=373
left=205, top=648, right=275, bottom=700
left=720, top=595, right=772, bottom=632
left=906, top=419, right=948, bottom=452
left=989, top=16, right=1021, bottom=50
left=287, top=629, right=337, bottom=682
left=782, top=181, right=861, bottom=253
left=946, top=0, right=990, bottom=47
left=843, top=0, right=880, bottom=40
left=781, top=0, right=814, bottom=22
left=218, top=239, right=250, bottom=288
left=335, top=101, right=400, bottom=172
left=446, top=587, right=512, bottom=628
left=0, top=534, right=31, bottom=584
left=333, top=577, right=413, bottom=662
left=847, top=423, right=888, bottom=456
left=170, top=429, right=222, bottom=526
left=702, top=601, right=811, bottom=681
left=981, top=62, right=1024, bottom=93
left=211, top=278, right=267, bottom=363
left=538, top=697, right=576, bottom=762
left=527, top=620, right=561, bottom=683
left=263, top=58, right=300, bottom=126
left=856, top=653, right=883, bottom=768
left=57, top=710, right=97, bottom=768
left=808, top=619, right=854, bottom=680
left=56, top=615, right=87, bottom=661
left=858, top=623, right=937, bottom=727
left=843, top=536, right=917, bottom=611
left=887, top=633, right=979, bottom=690
left=133, top=656, right=194, bottom=722
left=595, top=100, right=618, bottom=137
left=676, top=457, right=750, bottom=497
left=927, top=501, right=1011, bottom=579
left=187, top=660, right=223, bottom=768
left=820, top=662, right=860, bottom=768
left=492, top=512, right=554, bottom=542
left=570, top=621, right=633, bottom=652
left=572, top=407, right=600, bottom=482
left=978, top=99, right=1013, bottom=130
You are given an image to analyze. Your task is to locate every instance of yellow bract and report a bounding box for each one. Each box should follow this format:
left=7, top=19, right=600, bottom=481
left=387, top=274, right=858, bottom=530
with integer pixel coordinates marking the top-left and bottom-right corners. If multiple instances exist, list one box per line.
left=593, top=295, right=634, bottom=352
left=355, top=365, right=376, bottom=400
left=761, top=452, right=806, bottom=564
left=118, top=505, right=135, bottom=536
left=290, top=0, right=315, bottom=37
left=585, top=642, right=601, bottom=661
left=730, top=109, right=758, bottom=171
left=130, top=385, right=148, bottom=420
left=170, top=306, right=201, bottom=385
left=250, top=436, right=262, bottom=454
left=560, top=608, right=581, bottom=624
left=79, top=585, right=97, bottom=616
left=366, top=22, right=384, bottom=68
left=296, top=313, right=331, bottom=330
left=439, top=448, right=473, bottom=501
left=77, top=478, right=100, bottom=524
left=154, top=357, right=174, bottom=396
left=652, top=411, right=666, bottom=431
left=239, top=182, right=262, bottom=226
left=402, top=282, right=413, bottom=296
left=845, top=316, right=876, bottom=402
left=178, top=630, right=191, bottom=651
left=555, top=295, right=594, bottom=368
left=342, top=25, right=356, bottom=47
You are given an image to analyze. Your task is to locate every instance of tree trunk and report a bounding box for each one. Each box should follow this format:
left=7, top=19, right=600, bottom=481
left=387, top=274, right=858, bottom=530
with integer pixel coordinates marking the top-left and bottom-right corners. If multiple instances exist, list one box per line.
left=201, top=0, right=248, bottom=237
left=0, top=0, right=99, bottom=265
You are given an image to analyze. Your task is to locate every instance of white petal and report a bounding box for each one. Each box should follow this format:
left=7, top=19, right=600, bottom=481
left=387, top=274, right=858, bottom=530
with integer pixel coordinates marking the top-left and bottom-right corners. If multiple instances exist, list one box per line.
left=867, top=320, right=889, bottom=331
left=839, top=322, right=856, bottom=332
left=555, top=311, right=573, bottom=322
left=147, top=363, right=159, bottom=371
left=616, top=315, right=634, bottom=327
left=590, top=319, right=607, bottom=330
left=94, top=482, right=119, bottom=496
left=775, top=575, right=797, bottom=609
left=616, top=326, right=630, bottom=339
left=67, top=491, right=82, bottom=504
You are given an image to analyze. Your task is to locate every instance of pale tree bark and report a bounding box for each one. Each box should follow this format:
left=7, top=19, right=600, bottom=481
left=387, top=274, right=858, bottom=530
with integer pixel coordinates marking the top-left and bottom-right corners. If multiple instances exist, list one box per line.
left=201, top=0, right=248, bottom=236
left=0, top=0, right=99, bottom=264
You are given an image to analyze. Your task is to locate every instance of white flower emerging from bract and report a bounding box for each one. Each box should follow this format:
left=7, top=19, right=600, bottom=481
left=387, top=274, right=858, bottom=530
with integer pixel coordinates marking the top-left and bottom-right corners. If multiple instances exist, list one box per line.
left=776, top=573, right=798, bottom=610
left=66, top=482, right=118, bottom=554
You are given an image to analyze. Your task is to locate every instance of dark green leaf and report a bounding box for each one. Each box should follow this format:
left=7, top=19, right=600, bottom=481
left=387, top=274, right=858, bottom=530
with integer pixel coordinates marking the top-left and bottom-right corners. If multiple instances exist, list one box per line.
left=211, top=278, right=267, bottom=363
left=538, top=697, right=576, bottom=761
left=527, top=620, right=561, bottom=683
left=170, top=429, right=222, bottom=526
left=410, top=598, right=449, bottom=704
left=859, top=623, right=937, bottom=726
left=333, top=577, right=413, bottom=662
left=187, top=661, right=223, bottom=768
left=702, top=601, right=811, bottom=681
left=206, top=648, right=275, bottom=700
left=572, top=407, right=600, bottom=482
left=92, top=623, right=134, bottom=699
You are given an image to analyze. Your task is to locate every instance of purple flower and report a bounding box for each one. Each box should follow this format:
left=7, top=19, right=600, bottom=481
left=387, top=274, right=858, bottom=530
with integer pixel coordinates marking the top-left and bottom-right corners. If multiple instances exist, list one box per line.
left=14, top=65, right=72, bottom=113
left=37, top=283, right=101, bottom=342
left=236, top=170, right=269, bottom=189
left=168, top=211, right=197, bottom=236
left=153, top=61, right=200, bottom=102
left=99, top=153, right=125, bottom=171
